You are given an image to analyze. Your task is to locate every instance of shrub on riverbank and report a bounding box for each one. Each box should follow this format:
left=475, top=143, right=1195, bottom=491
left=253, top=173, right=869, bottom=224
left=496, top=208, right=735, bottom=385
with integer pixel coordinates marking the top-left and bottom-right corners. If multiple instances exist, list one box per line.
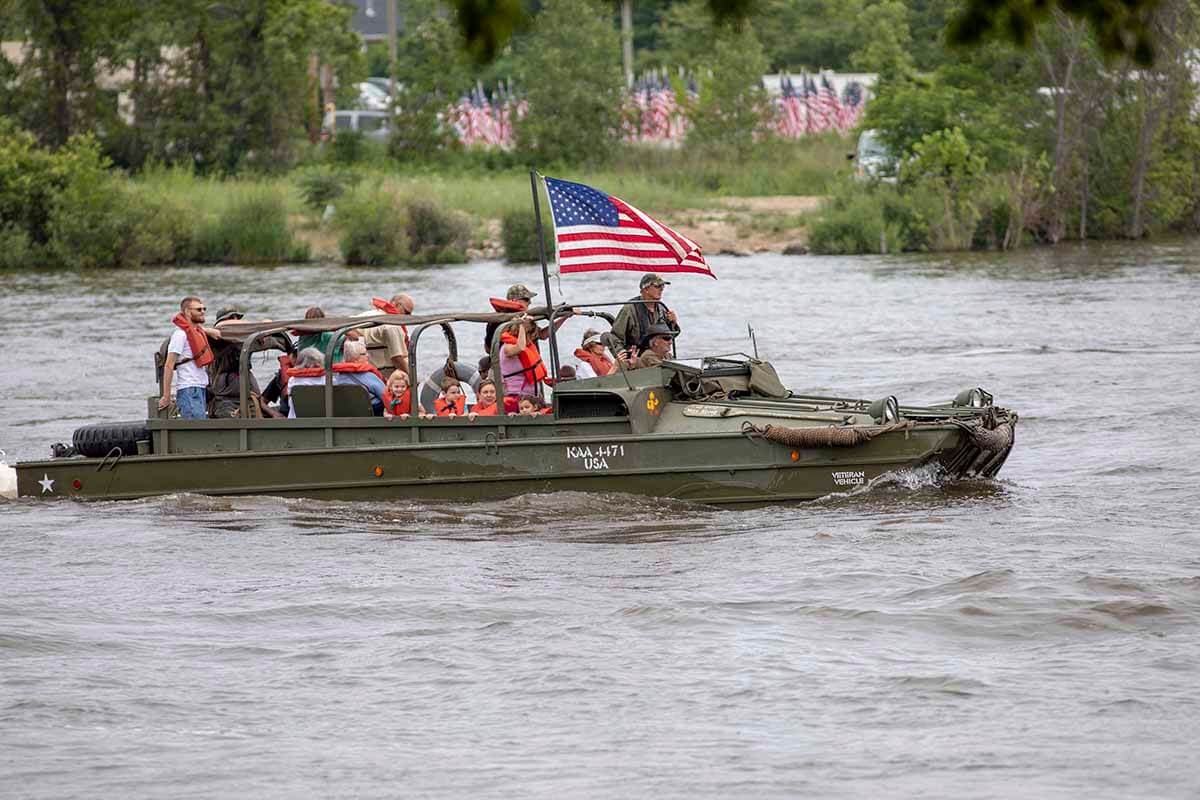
left=193, top=189, right=309, bottom=264
left=405, top=198, right=470, bottom=264
left=500, top=209, right=554, bottom=263
left=337, top=186, right=409, bottom=265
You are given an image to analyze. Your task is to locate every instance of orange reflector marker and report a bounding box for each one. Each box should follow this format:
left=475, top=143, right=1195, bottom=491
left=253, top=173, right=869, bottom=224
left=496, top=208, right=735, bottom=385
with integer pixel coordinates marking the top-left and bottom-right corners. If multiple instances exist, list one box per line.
left=790, top=451, right=800, bottom=462
left=373, top=466, right=384, bottom=477
left=72, top=479, right=82, bottom=489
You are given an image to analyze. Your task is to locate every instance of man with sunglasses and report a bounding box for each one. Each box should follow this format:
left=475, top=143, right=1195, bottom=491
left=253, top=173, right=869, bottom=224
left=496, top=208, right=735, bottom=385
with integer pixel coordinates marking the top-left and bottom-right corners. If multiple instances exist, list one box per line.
left=159, top=296, right=222, bottom=419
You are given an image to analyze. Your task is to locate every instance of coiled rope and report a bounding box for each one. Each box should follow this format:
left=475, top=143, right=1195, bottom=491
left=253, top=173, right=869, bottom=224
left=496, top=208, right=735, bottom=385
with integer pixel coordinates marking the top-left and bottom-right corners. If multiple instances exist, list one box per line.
left=949, top=415, right=1017, bottom=452
left=740, top=420, right=911, bottom=448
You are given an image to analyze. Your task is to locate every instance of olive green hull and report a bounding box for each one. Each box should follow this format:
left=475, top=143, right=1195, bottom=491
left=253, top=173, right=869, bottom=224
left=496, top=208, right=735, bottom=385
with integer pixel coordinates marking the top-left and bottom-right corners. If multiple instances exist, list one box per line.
left=16, top=422, right=1002, bottom=506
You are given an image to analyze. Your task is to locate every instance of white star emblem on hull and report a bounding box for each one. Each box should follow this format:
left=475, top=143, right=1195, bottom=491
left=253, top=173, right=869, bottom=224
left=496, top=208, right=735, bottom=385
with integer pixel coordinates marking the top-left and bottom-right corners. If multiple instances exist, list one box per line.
left=38, top=474, right=55, bottom=494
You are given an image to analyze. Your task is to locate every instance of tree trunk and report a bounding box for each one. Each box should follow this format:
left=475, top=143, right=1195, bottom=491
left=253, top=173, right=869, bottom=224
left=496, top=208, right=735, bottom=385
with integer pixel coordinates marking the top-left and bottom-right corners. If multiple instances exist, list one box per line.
left=620, top=0, right=634, bottom=89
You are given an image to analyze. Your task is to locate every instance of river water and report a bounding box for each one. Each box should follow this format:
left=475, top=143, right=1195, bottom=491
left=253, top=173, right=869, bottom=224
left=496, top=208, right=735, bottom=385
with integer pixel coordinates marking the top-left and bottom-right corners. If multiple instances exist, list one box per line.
left=2, top=244, right=1199, bottom=798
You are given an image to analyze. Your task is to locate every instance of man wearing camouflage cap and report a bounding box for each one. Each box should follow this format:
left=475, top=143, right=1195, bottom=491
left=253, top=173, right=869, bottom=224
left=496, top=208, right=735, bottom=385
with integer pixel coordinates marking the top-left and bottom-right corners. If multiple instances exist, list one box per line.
left=610, top=273, right=680, bottom=352
left=483, top=283, right=573, bottom=352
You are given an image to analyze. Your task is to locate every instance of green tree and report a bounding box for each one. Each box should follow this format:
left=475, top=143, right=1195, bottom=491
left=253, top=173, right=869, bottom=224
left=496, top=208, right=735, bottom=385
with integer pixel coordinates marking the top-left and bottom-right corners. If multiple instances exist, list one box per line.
left=686, top=24, right=770, bottom=162
left=850, top=0, right=915, bottom=79
left=390, top=13, right=471, bottom=160
left=515, top=0, right=624, bottom=165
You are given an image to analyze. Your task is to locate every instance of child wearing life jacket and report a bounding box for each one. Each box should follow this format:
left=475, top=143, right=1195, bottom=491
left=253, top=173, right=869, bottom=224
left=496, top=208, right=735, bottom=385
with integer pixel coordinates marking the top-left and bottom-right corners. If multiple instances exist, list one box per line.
left=382, top=370, right=415, bottom=419
left=470, top=380, right=500, bottom=417
left=434, top=377, right=467, bottom=418
left=517, top=394, right=552, bottom=416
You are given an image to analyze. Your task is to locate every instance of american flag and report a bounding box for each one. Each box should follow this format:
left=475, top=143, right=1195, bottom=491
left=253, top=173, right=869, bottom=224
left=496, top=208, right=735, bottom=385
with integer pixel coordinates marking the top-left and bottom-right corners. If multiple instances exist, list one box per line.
left=543, top=177, right=714, bottom=278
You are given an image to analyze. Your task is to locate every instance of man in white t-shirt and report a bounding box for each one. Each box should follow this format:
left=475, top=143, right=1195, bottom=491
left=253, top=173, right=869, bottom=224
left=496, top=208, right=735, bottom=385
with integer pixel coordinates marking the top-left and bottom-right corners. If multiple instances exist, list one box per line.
left=159, top=296, right=221, bottom=419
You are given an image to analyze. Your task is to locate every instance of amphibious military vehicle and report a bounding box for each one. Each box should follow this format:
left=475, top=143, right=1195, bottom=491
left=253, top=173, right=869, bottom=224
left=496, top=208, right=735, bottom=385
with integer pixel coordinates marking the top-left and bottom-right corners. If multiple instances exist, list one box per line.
left=14, top=305, right=1017, bottom=504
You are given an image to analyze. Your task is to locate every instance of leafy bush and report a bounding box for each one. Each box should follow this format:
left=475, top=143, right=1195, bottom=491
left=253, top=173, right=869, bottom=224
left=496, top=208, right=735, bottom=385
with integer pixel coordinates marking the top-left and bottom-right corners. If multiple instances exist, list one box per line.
left=193, top=189, right=303, bottom=264
left=405, top=197, right=469, bottom=263
left=297, top=169, right=362, bottom=212
left=331, top=130, right=367, bottom=165
left=0, top=222, right=37, bottom=270
left=338, top=186, right=409, bottom=265
left=501, top=208, right=554, bottom=263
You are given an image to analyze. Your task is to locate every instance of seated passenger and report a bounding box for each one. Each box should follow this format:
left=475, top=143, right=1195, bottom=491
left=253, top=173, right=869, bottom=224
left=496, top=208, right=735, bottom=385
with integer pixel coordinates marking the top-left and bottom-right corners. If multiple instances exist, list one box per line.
left=556, top=365, right=576, bottom=382
left=517, top=394, right=552, bottom=416
left=331, top=339, right=386, bottom=415
left=434, top=377, right=467, bottom=417
left=626, top=323, right=677, bottom=370
left=574, top=329, right=615, bottom=378
left=382, top=370, right=419, bottom=419
left=285, top=347, right=326, bottom=419
left=470, top=380, right=500, bottom=417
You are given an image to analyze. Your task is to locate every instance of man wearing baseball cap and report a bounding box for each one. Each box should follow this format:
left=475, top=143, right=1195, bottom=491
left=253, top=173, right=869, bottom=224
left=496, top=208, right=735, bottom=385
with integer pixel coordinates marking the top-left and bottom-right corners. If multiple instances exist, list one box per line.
left=610, top=273, right=680, bottom=352
left=483, top=283, right=573, bottom=353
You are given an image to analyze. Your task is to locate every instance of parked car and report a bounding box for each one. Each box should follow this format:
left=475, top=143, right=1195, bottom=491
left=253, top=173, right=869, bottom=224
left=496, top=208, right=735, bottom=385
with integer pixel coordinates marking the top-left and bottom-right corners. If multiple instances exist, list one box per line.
left=322, top=109, right=391, bottom=143
left=354, top=81, right=390, bottom=111
left=849, top=129, right=897, bottom=181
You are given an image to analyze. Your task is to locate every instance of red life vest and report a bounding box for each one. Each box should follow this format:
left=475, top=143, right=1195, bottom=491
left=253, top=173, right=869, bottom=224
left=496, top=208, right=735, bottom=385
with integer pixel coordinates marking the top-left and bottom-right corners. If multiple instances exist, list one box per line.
left=171, top=313, right=213, bottom=368
left=383, top=387, right=411, bottom=415
left=471, top=401, right=499, bottom=416
left=332, top=361, right=385, bottom=382
left=435, top=395, right=466, bottom=416
left=371, top=297, right=410, bottom=345
left=574, top=347, right=614, bottom=377
left=278, top=354, right=294, bottom=394
left=286, top=366, right=325, bottom=380
left=500, top=332, right=548, bottom=386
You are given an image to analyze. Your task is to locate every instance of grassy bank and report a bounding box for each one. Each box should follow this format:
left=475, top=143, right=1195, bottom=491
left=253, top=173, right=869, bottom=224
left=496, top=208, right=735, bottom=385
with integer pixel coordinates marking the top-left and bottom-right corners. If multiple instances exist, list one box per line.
left=2, top=132, right=849, bottom=270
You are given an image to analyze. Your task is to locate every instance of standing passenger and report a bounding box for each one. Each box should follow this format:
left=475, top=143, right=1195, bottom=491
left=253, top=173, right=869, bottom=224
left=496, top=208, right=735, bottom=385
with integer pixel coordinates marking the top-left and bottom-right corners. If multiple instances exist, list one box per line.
left=610, top=273, right=679, bottom=351
left=159, top=296, right=221, bottom=419
left=499, top=316, right=547, bottom=413
left=355, top=293, right=414, bottom=375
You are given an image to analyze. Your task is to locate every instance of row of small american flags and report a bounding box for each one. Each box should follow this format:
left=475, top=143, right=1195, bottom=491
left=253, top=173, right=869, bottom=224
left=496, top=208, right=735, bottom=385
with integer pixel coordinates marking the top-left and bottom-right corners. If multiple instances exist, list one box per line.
left=447, top=72, right=869, bottom=150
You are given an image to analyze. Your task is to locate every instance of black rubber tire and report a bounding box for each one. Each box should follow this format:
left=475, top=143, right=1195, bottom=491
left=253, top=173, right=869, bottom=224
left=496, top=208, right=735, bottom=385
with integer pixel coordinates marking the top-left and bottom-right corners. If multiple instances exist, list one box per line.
left=72, top=421, right=150, bottom=458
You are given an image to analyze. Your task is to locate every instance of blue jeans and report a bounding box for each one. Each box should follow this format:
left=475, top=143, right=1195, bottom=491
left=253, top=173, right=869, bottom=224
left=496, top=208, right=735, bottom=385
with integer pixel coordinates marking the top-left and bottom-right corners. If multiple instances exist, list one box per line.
left=176, top=386, right=208, bottom=419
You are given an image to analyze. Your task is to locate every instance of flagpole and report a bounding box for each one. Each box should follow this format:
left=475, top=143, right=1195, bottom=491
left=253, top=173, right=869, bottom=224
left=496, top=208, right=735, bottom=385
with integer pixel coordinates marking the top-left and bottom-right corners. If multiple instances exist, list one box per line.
left=530, top=169, right=560, bottom=381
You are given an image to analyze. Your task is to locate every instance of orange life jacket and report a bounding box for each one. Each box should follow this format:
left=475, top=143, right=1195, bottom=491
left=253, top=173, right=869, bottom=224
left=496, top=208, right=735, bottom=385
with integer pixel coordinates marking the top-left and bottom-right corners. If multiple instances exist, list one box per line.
left=500, top=332, right=548, bottom=386
left=332, top=361, right=385, bottom=382
left=286, top=366, right=325, bottom=380
left=489, top=297, right=527, bottom=312
left=471, top=401, right=499, bottom=416
left=435, top=395, right=466, bottom=416
left=383, top=387, right=411, bottom=416
left=171, top=313, right=213, bottom=368
left=574, top=347, right=614, bottom=376
left=371, top=297, right=410, bottom=345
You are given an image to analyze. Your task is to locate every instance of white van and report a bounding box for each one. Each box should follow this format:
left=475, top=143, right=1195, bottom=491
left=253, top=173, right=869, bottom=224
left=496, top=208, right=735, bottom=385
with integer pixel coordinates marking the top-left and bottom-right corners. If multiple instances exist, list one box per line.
left=322, top=109, right=391, bottom=143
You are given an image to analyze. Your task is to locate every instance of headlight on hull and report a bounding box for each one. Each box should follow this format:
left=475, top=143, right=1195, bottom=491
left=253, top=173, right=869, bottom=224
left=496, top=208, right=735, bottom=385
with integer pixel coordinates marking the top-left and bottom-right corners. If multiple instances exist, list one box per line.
left=868, top=395, right=900, bottom=424
left=953, top=387, right=994, bottom=408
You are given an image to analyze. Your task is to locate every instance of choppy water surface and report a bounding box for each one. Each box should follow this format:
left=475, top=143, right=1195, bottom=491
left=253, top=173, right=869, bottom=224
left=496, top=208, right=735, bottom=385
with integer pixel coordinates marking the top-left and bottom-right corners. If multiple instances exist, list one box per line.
left=2, top=244, right=1199, bottom=798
